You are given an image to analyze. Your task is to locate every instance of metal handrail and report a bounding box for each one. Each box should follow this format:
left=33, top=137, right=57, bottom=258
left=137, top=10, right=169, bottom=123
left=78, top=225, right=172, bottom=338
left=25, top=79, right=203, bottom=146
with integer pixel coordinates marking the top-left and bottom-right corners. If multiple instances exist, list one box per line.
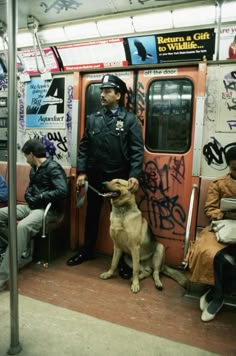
left=0, top=20, right=24, bottom=75
left=7, top=0, right=22, bottom=353
left=41, top=202, right=52, bottom=238
left=27, top=15, right=47, bottom=74
left=182, top=184, right=198, bottom=269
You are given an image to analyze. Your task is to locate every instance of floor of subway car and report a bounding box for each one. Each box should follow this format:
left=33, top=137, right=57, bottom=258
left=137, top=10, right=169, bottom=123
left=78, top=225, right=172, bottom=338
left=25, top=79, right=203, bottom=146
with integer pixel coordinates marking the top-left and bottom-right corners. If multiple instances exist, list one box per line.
left=1, top=251, right=236, bottom=356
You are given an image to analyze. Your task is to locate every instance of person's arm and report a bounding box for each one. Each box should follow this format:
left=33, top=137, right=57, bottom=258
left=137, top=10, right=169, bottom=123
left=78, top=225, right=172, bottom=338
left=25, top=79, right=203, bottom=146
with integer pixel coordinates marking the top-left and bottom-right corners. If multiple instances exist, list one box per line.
left=39, top=166, right=68, bottom=204
left=204, top=181, right=224, bottom=221
left=127, top=115, right=144, bottom=180
left=77, top=115, right=92, bottom=174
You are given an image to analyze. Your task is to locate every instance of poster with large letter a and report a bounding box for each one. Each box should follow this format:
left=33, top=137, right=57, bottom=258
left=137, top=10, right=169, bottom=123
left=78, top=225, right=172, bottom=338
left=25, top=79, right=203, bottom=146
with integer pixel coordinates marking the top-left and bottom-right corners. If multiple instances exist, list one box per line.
left=26, top=76, right=65, bottom=129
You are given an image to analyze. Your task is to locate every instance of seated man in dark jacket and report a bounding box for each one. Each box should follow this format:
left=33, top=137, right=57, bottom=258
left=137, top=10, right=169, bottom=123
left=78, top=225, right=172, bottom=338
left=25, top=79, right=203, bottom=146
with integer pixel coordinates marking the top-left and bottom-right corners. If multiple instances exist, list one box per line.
left=0, top=139, right=68, bottom=291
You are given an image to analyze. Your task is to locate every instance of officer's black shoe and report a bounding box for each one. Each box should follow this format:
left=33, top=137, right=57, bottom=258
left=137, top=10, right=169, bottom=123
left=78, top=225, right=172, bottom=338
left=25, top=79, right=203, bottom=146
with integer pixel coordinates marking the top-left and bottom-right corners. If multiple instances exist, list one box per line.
left=118, top=257, right=133, bottom=279
left=66, top=252, right=93, bottom=266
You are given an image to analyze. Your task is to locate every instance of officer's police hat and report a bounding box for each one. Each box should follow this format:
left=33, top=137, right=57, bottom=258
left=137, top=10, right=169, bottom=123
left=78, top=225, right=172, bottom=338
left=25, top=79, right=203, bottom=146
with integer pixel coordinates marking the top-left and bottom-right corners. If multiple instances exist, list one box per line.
left=100, top=74, right=127, bottom=94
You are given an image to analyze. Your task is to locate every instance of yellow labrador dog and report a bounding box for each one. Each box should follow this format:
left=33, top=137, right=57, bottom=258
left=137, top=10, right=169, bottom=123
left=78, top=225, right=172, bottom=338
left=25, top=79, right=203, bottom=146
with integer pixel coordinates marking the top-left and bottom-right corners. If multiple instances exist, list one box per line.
left=100, top=179, right=188, bottom=293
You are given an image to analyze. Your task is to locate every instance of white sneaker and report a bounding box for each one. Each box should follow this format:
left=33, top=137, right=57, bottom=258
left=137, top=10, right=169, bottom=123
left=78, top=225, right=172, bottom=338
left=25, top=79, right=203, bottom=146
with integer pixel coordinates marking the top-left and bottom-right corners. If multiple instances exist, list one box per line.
left=201, top=298, right=224, bottom=322
left=200, top=289, right=212, bottom=311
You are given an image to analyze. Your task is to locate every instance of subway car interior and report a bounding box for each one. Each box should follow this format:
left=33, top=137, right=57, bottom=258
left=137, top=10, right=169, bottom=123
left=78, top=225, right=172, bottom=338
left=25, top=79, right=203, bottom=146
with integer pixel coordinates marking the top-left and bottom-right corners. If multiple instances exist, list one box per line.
left=0, top=0, right=236, bottom=355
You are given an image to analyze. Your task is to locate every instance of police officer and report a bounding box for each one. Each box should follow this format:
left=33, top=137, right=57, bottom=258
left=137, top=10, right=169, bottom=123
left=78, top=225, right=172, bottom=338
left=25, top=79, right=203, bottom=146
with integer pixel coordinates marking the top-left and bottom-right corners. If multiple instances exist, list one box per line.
left=67, top=74, right=144, bottom=278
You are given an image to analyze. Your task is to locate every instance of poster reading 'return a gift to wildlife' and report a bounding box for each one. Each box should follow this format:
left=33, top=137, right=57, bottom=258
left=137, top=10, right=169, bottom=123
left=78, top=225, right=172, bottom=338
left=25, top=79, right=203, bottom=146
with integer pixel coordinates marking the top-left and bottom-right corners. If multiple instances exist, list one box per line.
left=26, top=77, right=66, bottom=129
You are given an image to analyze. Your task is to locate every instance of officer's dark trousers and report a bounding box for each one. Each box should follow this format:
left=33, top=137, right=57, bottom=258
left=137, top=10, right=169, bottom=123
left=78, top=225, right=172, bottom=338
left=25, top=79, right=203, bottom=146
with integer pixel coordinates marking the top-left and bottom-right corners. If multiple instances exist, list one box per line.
left=83, top=188, right=104, bottom=254
left=83, top=168, right=129, bottom=255
left=212, top=245, right=236, bottom=300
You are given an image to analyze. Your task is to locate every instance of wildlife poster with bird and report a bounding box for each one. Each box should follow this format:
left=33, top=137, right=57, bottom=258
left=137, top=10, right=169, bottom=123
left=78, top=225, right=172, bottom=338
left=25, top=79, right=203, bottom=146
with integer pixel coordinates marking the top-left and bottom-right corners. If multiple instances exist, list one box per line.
left=125, top=36, right=158, bottom=65
left=156, top=28, right=215, bottom=63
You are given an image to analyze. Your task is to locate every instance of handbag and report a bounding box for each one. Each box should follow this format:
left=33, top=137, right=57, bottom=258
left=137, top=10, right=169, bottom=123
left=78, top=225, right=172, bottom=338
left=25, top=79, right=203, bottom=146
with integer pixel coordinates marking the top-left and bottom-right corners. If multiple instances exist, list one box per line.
left=220, top=197, right=236, bottom=211
left=211, top=219, right=236, bottom=244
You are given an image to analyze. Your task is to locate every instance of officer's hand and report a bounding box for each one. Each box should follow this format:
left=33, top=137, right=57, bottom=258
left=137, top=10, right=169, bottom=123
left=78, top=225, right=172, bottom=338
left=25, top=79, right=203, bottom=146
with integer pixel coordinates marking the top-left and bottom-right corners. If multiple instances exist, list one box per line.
left=128, top=177, right=139, bottom=193
left=76, top=174, right=87, bottom=190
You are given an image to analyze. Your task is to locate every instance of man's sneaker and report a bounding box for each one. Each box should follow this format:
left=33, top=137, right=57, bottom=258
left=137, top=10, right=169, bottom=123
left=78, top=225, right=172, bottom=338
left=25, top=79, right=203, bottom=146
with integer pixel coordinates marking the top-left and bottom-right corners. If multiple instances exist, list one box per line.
left=201, top=298, right=224, bottom=322
left=200, top=289, right=213, bottom=311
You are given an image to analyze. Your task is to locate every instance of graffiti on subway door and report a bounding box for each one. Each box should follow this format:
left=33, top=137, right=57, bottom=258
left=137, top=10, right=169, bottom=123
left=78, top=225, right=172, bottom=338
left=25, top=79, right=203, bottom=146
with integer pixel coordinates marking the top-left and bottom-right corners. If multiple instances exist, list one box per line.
left=138, top=156, right=186, bottom=239
left=203, top=137, right=236, bottom=170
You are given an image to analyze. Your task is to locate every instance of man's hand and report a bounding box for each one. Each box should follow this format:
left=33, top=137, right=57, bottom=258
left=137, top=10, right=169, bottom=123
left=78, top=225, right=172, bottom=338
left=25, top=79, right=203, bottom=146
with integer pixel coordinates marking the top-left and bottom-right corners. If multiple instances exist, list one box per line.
left=76, top=174, right=87, bottom=190
left=128, top=177, right=139, bottom=193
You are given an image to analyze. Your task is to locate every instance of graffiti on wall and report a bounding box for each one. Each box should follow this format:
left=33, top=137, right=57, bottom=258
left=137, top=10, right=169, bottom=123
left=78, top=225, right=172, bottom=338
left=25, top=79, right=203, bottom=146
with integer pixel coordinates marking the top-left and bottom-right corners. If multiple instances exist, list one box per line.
left=203, top=136, right=236, bottom=170
left=0, top=78, right=8, bottom=91
left=41, top=0, right=81, bottom=13
left=217, top=66, right=236, bottom=132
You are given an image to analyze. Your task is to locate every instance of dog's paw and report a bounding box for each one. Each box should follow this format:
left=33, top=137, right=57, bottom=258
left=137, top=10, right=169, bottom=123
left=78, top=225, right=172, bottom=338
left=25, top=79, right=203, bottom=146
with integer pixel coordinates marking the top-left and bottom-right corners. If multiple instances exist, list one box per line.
left=131, top=282, right=140, bottom=293
left=153, top=271, right=163, bottom=290
left=100, top=271, right=113, bottom=280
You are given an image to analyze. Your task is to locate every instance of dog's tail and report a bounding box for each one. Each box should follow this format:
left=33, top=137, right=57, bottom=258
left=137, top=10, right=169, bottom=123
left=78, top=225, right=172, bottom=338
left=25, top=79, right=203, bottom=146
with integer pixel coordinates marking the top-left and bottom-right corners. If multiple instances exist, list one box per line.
left=162, top=265, right=189, bottom=288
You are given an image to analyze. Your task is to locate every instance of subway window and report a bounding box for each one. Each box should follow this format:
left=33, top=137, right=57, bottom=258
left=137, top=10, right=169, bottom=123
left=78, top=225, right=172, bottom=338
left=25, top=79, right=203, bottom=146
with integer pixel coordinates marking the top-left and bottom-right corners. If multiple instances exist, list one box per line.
left=85, top=83, right=101, bottom=117
left=85, top=82, right=131, bottom=118
left=146, top=79, right=193, bottom=153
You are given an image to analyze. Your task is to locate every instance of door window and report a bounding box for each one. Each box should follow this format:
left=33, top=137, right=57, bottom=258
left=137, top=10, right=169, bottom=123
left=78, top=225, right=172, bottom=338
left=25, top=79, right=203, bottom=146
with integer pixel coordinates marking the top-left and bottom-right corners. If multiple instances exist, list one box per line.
left=85, top=83, right=101, bottom=117
left=146, top=79, right=193, bottom=153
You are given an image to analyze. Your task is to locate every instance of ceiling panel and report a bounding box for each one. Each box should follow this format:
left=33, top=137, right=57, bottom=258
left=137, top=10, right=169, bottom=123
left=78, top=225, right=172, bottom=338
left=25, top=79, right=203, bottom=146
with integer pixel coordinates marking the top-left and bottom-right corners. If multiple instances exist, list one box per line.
left=0, top=0, right=205, bottom=30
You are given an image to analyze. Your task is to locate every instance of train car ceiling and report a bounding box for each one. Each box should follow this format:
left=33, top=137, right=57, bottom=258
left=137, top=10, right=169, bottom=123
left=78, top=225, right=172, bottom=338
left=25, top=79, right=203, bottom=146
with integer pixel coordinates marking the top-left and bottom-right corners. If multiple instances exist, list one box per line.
left=0, top=0, right=235, bottom=48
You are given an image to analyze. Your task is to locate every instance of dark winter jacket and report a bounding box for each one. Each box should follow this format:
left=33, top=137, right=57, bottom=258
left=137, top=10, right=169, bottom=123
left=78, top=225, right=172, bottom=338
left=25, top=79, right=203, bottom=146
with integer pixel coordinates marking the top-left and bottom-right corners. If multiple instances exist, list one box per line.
left=0, top=175, right=8, bottom=202
left=25, top=158, right=68, bottom=210
left=77, top=107, right=144, bottom=179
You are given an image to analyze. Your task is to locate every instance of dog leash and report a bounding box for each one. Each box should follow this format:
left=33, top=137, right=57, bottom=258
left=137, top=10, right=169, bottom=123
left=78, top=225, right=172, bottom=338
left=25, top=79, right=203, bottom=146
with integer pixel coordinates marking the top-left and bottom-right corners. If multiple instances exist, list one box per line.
left=76, top=181, right=117, bottom=208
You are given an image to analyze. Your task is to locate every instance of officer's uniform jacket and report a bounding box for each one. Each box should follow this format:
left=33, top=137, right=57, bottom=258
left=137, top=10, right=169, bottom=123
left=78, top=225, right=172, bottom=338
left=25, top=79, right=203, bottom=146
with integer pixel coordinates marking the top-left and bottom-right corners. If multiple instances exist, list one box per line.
left=77, top=107, right=144, bottom=179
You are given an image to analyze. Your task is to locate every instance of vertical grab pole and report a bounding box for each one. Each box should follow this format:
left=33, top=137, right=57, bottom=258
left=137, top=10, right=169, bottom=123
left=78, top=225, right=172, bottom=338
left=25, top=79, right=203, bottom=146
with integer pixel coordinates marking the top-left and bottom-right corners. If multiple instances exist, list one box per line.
left=7, top=0, right=22, bottom=354
left=182, top=184, right=198, bottom=268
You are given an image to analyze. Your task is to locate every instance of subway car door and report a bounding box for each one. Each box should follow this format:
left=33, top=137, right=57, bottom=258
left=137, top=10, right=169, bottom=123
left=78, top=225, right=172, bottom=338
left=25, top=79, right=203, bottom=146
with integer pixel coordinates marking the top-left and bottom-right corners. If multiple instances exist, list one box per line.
left=77, top=71, right=136, bottom=255
left=136, top=65, right=206, bottom=266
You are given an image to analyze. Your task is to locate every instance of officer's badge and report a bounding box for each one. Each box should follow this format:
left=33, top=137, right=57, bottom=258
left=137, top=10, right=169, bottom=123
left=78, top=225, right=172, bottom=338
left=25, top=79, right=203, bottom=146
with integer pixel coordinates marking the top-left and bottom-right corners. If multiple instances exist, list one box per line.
left=116, top=120, right=124, bottom=131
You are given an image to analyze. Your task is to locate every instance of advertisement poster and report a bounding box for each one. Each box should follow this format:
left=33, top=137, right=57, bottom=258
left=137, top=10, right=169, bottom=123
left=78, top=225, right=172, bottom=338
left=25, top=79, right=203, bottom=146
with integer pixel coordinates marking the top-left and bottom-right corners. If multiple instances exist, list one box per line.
left=26, top=77, right=66, bottom=129
left=125, top=35, right=158, bottom=65
left=18, top=48, right=60, bottom=74
left=156, top=28, right=215, bottom=63
left=219, top=25, right=236, bottom=60
left=57, top=38, right=128, bottom=70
